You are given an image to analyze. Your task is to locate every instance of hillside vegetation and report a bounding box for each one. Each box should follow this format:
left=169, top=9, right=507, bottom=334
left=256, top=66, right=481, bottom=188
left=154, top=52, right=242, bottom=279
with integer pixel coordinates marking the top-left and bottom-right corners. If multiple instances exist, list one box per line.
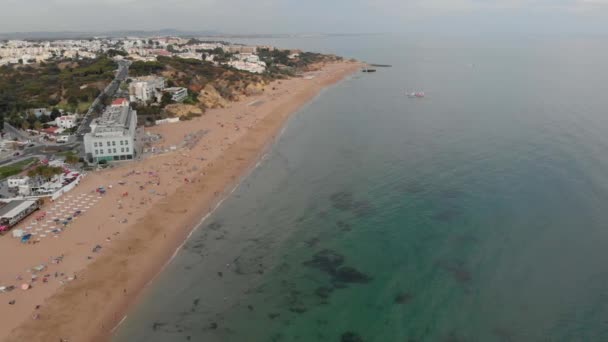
left=0, top=57, right=117, bottom=117
left=130, top=50, right=341, bottom=124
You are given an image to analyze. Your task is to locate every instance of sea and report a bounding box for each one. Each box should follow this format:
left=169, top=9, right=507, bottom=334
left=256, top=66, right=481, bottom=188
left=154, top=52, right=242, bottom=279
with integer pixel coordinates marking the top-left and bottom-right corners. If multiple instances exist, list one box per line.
left=113, top=34, right=608, bottom=341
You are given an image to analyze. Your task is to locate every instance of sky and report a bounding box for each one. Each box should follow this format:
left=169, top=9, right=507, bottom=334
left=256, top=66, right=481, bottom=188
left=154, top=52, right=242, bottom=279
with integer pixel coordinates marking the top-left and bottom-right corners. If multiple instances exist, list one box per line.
left=1, top=0, right=608, bottom=34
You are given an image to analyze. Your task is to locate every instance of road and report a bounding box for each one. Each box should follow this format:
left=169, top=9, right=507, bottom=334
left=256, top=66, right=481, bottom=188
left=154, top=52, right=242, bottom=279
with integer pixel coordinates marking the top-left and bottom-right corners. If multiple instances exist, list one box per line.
left=3, top=122, right=30, bottom=141
left=76, top=60, right=131, bottom=137
left=1, top=60, right=130, bottom=165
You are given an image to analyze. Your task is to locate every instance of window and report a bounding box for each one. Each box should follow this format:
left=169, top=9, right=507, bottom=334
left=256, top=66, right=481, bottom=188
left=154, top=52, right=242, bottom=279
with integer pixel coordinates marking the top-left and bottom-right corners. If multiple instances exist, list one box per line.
left=119, top=140, right=123, bottom=145
left=121, top=147, right=124, bottom=153
left=93, top=142, right=97, bottom=147
left=113, top=148, right=117, bottom=154
left=126, top=147, right=130, bottom=152
left=94, top=150, right=98, bottom=155
left=100, top=149, right=104, bottom=154
left=106, top=141, right=111, bottom=147
left=112, top=141, right=116, bottom=146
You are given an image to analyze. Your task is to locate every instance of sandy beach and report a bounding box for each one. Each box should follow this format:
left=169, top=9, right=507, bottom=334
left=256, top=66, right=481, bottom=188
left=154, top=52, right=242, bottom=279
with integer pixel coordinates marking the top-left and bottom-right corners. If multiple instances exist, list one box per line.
left=0, top=60, right=361, bottom=342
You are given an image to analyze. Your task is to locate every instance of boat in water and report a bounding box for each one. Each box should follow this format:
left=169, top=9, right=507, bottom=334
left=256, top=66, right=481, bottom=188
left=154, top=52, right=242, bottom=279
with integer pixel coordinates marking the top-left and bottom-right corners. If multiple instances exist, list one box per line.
left=407, top=92, right=425, bottom=98
left=362, top=68, right=377, bottom=73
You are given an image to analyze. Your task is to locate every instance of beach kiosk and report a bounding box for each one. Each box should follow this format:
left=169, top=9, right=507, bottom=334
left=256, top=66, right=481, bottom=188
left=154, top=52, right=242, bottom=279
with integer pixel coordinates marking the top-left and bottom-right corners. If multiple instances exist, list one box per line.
left=0, top=200, right=41, bottom=232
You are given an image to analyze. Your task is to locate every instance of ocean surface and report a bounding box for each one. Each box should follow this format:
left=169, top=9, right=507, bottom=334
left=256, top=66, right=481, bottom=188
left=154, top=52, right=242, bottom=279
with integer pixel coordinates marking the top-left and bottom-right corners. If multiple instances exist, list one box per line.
left=114, top=34, right=608, bottom=341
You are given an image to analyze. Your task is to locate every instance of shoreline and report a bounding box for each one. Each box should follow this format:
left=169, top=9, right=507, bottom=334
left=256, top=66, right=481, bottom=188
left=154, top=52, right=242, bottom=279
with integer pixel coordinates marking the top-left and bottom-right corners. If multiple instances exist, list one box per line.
left=4, top=60, right=362, bottom=342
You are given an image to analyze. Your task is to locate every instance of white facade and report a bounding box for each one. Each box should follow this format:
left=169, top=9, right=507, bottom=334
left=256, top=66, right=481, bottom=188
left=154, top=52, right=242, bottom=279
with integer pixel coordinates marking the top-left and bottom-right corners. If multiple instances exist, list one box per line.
left=56, top=115, right=77, bottom=129
left=7, top=176, right=30, bottom=189
left=129, top=76, right=165, bottom=103
left=84, top=104, right=138, bottom=163
left=164, top=87, right=188, bottom=103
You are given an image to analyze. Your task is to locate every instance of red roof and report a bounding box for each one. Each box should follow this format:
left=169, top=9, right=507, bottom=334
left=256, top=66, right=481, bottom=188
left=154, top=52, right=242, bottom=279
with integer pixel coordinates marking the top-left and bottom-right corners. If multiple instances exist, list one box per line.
left=111, top=98, right=128, bottom=106
left=42, top=127, right=59, bottom=134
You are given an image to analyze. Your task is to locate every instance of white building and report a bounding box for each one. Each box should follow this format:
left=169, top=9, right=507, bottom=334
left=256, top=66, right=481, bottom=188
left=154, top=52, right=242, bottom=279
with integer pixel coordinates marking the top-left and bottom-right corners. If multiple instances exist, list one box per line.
left=225, top=53, right=267, bottom=74
left=7, top=176, right=30, bottom=189
left=56, top=115, right=77, bottom=129
left=164, top=87, right=188, bottom=103
left=129, top=76, right=165, bottom=103
left=83, top=103, right=138, bottom=163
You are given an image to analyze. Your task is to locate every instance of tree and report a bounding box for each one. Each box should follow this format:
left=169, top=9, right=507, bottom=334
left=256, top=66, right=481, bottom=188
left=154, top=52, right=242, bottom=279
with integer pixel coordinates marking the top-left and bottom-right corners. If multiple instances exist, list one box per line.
left=50, top=108, right=61, bottom=120
left=161, top=92, right=173, bottom=107
left=67, top=96, right=78, bottom=107
left=64, top=152, right=79, bottom=165
left=33, top=121, right=42, bottom=130
left=21, top=121, right=30, bottom=130
left=39, top=114, right=51, bottom=124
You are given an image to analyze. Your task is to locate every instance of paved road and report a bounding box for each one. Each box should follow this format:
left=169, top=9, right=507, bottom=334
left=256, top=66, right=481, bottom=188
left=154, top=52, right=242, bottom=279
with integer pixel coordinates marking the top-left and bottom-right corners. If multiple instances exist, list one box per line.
left=3, top=122, right=30, bottom=141
left=0, top=143, right=79, bottom=167
left=76, top=60, right=131, bottom=137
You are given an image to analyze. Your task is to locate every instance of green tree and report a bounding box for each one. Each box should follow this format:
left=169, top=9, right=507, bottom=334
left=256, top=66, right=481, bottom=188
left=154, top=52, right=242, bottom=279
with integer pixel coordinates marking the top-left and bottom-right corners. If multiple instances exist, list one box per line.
left=64, top=152, right=79, bottom=165
left=39, top=114, right=51, bottom=124
left=50, top=108, right=61, bottom=120
left=67, top=96, right=78, bottom=108
left=161, top=92, right=173, bottom=107
left=33, top=121, right=42, bottom=130
left=21, top=121, right=30, bottom=130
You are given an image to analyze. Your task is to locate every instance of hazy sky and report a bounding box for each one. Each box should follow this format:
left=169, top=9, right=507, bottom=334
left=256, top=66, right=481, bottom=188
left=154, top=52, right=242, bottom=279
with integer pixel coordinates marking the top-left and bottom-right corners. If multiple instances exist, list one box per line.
left=1, top=0, right=608, bottom=34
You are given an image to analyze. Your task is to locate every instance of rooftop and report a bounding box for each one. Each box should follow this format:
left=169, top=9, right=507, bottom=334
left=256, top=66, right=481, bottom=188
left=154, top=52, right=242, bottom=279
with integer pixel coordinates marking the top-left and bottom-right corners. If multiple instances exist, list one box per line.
left=111, top=98, right=128, bottom=107
left=90, top=105, right=135, bottom=137
left=0, top=200, right=36, bottom=219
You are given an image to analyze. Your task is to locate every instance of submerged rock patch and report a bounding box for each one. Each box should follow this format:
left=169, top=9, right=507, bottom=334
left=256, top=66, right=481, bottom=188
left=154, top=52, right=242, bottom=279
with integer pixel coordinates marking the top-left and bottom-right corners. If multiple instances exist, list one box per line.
left=341, top=332, right=364, bottom=342
left=330, top=191, right=355, bottom=211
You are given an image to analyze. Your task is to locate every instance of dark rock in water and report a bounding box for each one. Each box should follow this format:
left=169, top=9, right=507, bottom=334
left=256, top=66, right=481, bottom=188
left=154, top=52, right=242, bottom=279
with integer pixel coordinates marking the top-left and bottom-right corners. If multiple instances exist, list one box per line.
left=248, top=305, right=254, bottom=311
left=315, top=286, right=334, bottom=299
left=186, top=336, right=191, bottom=341
left=444, top=331, right=467, bottom=342
left=192, top=298, right=200, bottom=307
left=333, top=266, right=372, bottom=283
left=207, top=222, right=223, bottom=231
left=352, top=200, right=374, bottom=217
left=217, top=271, right=223, bottom=277
left=492, top=327, right=515, bottom=341
left=436, top=260, right=472, bottom=284
left=394, top=292, right=413, bottom=304
left=330, top=191, right=355, bottom=211
left=336, top=221, right=352, bottom=232
left=209, top=322, right=218, bottom=330
left=333, top=282, right=348, bottom=289
left=268, top=312, right=281, bottom=320
left=341, top=331, right=364, bottom=342
left=303, top=249, right=345, bottom=273
left=152, top=322, right=166, bottom=331
left=304, top=237, right=321, bottom=248
left=289, top=306, right=307, bottom=314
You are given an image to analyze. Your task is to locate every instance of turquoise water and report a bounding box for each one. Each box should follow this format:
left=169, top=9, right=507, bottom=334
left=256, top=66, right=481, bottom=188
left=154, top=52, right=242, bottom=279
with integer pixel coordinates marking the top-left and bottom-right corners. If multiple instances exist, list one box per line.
left=114, top=35, right=608, bottom=341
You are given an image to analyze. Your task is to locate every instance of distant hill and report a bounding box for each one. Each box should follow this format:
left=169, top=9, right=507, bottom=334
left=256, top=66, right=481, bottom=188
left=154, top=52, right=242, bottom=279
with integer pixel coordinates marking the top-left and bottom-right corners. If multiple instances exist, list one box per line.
left=0, top=30, right=375, bottom=41
left=0, top=29, right=222, bottom=40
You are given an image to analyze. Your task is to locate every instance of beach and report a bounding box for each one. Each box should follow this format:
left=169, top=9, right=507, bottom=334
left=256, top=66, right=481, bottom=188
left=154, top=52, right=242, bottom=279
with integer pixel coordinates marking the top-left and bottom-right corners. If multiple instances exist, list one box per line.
left=0, top=60, right=361, bottom=342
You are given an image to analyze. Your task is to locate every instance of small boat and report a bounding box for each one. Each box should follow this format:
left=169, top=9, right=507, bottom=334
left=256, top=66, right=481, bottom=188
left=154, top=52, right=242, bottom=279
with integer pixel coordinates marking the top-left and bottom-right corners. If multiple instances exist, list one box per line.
left=362, top=68, right=377, bottom=73
left=408, top=92, right=425, bottom=98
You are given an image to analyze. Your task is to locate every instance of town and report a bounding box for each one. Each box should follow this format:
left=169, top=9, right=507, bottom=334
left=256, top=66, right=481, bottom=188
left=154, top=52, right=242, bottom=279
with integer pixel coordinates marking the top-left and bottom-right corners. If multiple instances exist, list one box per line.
left=0, top=35, right=338, bottom=236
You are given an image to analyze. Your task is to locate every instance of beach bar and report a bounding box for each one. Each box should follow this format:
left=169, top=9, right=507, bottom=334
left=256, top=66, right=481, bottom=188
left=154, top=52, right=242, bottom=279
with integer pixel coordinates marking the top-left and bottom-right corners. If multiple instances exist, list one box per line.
left=0, top=200, right=40, bottom=231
